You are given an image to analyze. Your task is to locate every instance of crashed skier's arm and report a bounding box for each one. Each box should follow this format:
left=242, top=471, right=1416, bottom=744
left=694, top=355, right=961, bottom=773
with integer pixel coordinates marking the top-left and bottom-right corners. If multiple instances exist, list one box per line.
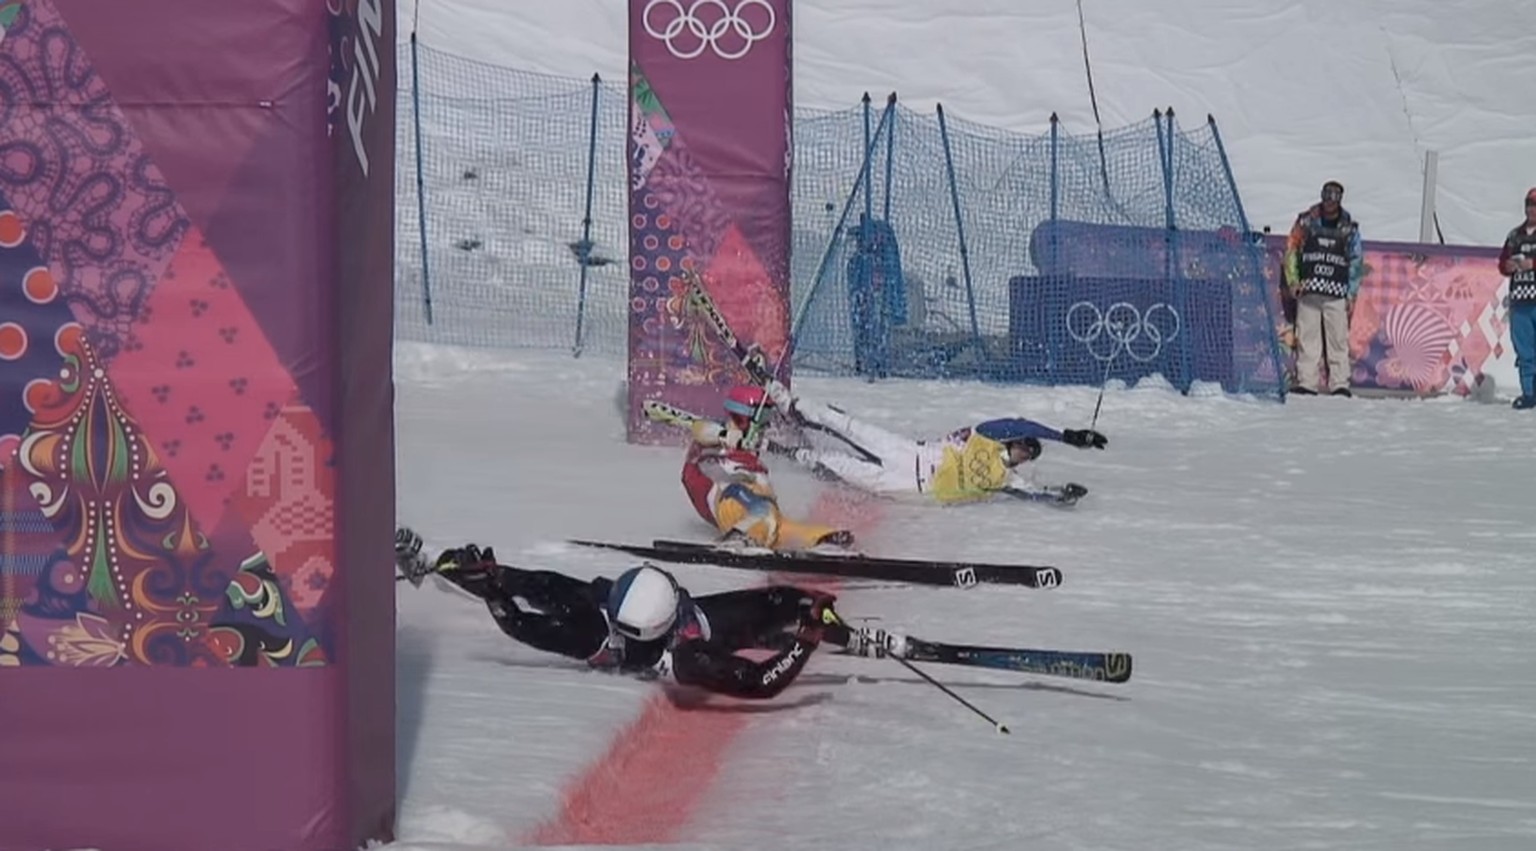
left=973, top=418, right=1065, bottom=444
left=668, top=632, right=818, bottom=699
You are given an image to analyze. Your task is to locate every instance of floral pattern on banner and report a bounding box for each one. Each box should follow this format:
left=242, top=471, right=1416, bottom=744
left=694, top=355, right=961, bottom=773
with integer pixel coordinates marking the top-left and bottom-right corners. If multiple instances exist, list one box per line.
left=0, top=0, right=191, bottom=362
left=1266, top=243, right=1507, bottom=395
left=1, top=329, right=325, bottom=666
left=1348, top=251, right=1508, bottom=396
left=207, top=553, right=326, bottom=668
left=644, top=135, right=731, bottom=262
left=627, top=190, right=764, bottom=444
left=629, top=62, right=674, bottom=190
left=701, top=225, right=788, bottom=361
left=102, top=228, right=302, bottom=535
left=226, top=396, right=337, bottom=623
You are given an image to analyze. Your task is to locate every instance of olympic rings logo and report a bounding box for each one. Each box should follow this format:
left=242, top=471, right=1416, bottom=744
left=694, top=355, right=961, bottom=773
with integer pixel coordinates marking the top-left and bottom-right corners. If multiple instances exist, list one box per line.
left=642, top=0, right=777, bottom=61
left=1065, top=301, right=1182, bottom=363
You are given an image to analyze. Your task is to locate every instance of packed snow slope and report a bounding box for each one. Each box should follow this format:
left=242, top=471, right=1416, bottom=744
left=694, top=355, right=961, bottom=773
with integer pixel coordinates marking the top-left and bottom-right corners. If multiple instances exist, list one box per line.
left=388, top=342, right=1536, bottom=851
left=397, top=0, right=1536, bottom=246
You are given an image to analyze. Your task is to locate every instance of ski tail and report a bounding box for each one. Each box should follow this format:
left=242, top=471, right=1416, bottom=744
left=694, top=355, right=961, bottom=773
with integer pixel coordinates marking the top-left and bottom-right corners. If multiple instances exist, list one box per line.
left=903, top=637, right=1132, bottom=684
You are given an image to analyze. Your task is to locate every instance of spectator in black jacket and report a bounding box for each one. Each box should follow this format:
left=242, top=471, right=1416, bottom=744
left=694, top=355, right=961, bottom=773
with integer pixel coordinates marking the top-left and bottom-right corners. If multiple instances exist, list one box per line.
left=1498, top=188, right=1536, bottom=409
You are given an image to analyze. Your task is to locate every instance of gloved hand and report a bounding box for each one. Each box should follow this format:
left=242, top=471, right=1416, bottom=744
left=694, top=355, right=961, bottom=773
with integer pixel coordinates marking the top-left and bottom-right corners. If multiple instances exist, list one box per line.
left=720, top=422, right=747, bottom=450
left=435, top=543, right=495, bottom=574
left=799, top=590, right=840, bottom=629
left=763, top=378, right=795, bottom=411
left=1062, top=429, right=1108, bottom=450
left=795, top=619, right=825, bottom=647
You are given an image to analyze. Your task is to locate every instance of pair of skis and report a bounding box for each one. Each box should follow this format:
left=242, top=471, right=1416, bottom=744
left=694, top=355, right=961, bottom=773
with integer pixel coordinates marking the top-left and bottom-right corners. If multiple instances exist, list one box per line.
left=564, top=539, right=1127, bottom=687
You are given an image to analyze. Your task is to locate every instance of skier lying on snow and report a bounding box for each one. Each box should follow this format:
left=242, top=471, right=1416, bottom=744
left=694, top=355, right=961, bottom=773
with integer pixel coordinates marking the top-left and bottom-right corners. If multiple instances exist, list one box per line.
left=677, top=384, right=854, bottom=550
left=394, top=528, right=899, bottom=699
left=760, top=379, right=1107, bottom=505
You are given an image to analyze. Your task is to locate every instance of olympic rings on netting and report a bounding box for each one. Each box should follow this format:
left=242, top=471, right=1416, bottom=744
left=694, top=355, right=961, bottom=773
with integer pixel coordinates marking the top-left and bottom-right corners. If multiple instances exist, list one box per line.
left=1065, top=301, right=1182, bottom=363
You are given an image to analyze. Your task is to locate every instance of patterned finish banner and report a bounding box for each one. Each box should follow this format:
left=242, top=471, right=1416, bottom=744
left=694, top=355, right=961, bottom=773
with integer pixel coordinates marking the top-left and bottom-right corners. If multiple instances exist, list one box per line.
left=0, top=0, right=396, bottom=848
left=626, top=0, right=793, bottom=442
left=1263, top=238, right=1514, bottom=397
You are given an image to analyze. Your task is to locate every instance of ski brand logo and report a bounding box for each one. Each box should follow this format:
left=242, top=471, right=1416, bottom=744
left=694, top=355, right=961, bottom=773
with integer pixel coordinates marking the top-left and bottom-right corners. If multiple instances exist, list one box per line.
left=952, top=567, right=978, bottom=589
left=760, top=642, right=804, bottom=685
left=346, top=0, right=384, bottom=176
left=1035, top=569, right=1059, bottom=589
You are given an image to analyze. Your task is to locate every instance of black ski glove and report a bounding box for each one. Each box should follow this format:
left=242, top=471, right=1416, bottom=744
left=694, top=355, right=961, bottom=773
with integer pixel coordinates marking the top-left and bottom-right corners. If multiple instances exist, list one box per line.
left=1061, top=429, right=1108, bottom=450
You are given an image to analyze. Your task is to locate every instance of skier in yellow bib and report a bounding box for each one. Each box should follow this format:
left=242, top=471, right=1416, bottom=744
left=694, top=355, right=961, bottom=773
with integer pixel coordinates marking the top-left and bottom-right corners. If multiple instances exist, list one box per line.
left=760, top=380, right=1106, bottom=505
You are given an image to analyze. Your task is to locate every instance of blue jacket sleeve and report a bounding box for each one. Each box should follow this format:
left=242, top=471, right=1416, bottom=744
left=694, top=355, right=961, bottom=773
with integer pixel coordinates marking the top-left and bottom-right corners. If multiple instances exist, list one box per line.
left=973, top=418, right=1065, bottom=444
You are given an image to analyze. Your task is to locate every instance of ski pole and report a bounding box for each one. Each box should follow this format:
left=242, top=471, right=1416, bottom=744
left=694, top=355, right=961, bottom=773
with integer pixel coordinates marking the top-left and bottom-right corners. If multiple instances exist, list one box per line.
left=1088, top=337, right=1121, bottom=433
left=890, top=653, right=1011, bottom=735
left=825, top=609, right=1009, bottom=735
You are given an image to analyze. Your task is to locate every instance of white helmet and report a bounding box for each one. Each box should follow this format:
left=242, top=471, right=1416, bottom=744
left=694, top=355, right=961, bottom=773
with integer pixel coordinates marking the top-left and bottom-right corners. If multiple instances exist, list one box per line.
left=607, top=564, right=680, bottom=642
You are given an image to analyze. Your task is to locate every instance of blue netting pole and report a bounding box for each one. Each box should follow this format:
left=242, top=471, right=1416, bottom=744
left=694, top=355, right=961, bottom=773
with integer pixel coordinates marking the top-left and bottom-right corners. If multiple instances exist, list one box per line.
left=1048, top=112, right=1060, bottom=383
left=1210, top=112, right=1286, bottom=399
left=935, top=103, right=984, bottom=356
left=862, top=92, right=873, bottom=226
left=790, top=95, right=896, bottom=358
left=882, top=103, right=895, bottom=221
left=409, top=30, right=434, bottom=325
left=1157, top=108, right=1193, bottom=391
left=572, top=72, right=601, bottom=357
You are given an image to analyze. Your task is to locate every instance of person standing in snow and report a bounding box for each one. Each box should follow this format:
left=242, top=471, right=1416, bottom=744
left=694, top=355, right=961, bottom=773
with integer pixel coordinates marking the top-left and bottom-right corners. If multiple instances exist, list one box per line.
left=677, top=384, right=853, bottom=550
left=1499, top=187, right=1536, bottom=409
left=1284, top=180, right=1364, bottom=396
left=760, top=379, right=1104, bottom=505
left=393, top=528, right=894, bottom=699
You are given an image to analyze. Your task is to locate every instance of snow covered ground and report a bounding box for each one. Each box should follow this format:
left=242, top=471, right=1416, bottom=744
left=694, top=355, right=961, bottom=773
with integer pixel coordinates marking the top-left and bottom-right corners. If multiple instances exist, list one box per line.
left=388, top=341, right=1536, bottom=850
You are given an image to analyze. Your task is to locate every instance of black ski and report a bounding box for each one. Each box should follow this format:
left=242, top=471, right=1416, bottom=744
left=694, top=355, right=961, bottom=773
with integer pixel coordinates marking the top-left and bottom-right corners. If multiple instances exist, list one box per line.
left=567, top=538, right=1062, bottom=590
left=899, top=636, right=1131, bottom=684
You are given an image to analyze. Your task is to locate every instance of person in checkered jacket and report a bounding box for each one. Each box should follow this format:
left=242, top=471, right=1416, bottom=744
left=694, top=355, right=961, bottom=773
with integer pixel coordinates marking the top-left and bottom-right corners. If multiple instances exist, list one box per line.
left=1499, top=188, right=1536, bottom=409
left=1283, top=180, right=1364, bottom=396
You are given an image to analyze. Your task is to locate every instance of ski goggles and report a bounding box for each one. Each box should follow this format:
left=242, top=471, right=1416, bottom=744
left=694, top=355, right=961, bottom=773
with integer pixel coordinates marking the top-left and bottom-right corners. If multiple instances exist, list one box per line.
left=1007, top=437, right=1042, bottom=462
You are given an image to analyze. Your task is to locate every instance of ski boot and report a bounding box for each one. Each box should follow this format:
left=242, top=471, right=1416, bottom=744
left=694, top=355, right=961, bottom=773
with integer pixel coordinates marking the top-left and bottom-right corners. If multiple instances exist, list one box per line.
left=843, top=626, right=908, bottom=659
left=394, top=527, right=432, bottom=586
left=395, top=527, right=498, bottom=593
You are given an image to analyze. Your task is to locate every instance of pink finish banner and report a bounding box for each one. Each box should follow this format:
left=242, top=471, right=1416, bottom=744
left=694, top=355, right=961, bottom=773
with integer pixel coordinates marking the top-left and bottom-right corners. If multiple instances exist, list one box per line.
left=0, top=0, right=396, bottom=848
left=1263, top=238, right=1512, bottom=397
left=626, top=0, right=793, bottom=442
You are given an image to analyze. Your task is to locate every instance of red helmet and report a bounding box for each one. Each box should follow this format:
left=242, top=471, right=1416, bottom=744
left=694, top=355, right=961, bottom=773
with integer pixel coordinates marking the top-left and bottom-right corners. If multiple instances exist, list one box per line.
left=723, top=385, right=772, bottom=420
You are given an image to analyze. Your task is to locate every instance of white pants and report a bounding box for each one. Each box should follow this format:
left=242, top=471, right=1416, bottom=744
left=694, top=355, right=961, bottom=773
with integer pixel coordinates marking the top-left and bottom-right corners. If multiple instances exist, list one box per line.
left=792, top=401, right=929, bottom=495
left=1294, top=292, right=1351, bottom=392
